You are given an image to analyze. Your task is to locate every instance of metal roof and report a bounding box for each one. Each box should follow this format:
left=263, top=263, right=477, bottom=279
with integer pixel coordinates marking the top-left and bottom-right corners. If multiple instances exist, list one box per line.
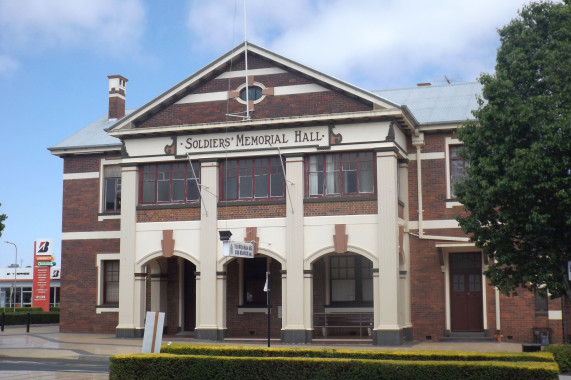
left=48, top=110, right=136, bottom=153
left=373, top=82, right=482, bottom=125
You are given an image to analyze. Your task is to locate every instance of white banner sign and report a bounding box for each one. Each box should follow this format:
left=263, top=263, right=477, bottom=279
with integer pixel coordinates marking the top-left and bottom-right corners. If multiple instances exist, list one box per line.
left=177, top=126, right=330, bottom=155
left=223, top=241, right=255, bottom=258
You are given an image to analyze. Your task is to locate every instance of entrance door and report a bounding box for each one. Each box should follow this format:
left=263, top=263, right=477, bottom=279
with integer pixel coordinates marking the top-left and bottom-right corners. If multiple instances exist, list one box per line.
left=183, top=260, right=196, bottom=331
left=450, top=252, right=483, bottom=331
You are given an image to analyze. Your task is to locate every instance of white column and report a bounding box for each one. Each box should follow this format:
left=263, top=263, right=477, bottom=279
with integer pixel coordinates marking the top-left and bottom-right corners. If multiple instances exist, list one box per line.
left=116, top=165, right=143, bottom=337
left=282, top=155, right=309, bottom=343
left=399, top=160, right=412, bottom=338
left=374, top=150, right=402, bottom=345
left=194, top=160, right=222, bottom=340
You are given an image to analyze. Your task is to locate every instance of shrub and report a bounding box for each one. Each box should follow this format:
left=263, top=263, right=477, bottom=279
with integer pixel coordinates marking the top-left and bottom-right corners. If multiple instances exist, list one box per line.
left=109, top=354, right=559, bottom=380
left=161, top=344, right=554, bottom=362
left=0, top=311, right=59, bottom=325
left=543, top=345, right=571, bottom=373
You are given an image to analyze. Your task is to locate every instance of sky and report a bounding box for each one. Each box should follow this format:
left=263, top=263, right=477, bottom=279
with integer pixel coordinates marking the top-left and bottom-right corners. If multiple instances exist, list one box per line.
left=0, top=0, right=538, bottom=267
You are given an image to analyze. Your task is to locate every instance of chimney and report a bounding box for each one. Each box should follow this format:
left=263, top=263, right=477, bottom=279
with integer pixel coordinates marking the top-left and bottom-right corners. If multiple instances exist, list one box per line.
left=416, top=82, right=431, bottom=87
left=108, top=75, right=128, bottom=119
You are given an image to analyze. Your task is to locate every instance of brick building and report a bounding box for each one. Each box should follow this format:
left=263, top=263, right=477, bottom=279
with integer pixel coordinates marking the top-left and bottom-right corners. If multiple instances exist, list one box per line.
left=48, top=43, right=567, bottom=345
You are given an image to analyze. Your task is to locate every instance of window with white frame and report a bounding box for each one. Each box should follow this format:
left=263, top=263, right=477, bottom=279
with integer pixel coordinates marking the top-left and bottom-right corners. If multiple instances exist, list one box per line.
left=103, top=165, right=121, bottom=212
left=103, top=260, right=119, bottom=305
left=449, top=145, right=469, bottom=198
left=307, top=152, right=374, bottom=197
left=330, top=255, right=373, bottom=304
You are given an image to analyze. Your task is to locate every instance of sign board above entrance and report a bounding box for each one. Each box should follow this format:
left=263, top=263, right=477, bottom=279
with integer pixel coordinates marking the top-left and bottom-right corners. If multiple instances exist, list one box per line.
left=223, top=241, right=255, bottom=258
left=177, top=126, right=331, bottom=155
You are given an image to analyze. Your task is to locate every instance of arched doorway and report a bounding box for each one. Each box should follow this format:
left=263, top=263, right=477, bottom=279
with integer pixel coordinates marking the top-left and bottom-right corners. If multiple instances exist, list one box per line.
left=312, top=253, right=374, bottom=339
left=146, top=256, right=197, bottom=335
left=225, top=255, right=282, bottom=339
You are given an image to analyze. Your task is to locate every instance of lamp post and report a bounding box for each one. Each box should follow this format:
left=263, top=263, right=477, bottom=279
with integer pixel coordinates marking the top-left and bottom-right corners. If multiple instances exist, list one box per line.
left=5, top=241, right=17, bottom=312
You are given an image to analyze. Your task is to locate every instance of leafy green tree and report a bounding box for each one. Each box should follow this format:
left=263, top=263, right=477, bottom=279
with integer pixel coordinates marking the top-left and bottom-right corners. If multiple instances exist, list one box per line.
left=455, top=1, right=571, bottom=298
left=0, top=203, right=6, bottom=238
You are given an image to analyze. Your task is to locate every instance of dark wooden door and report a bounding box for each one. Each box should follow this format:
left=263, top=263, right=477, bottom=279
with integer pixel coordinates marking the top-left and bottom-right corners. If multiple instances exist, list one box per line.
left=183, top=260, right=196, bottom=331
left=450, top=252, right=483, bottom=331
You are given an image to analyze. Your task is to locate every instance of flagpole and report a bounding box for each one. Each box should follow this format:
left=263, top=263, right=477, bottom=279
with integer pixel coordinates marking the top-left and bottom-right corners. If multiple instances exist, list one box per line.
left=266, top=271, right=271, bottom=347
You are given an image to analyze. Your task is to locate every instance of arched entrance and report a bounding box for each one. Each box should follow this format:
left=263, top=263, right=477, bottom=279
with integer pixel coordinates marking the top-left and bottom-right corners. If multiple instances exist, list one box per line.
left=224, top=255, right=282, bottom=339
left=146, top=256, right=197, bottom=335
left=312, top=253, right=374, bottom=339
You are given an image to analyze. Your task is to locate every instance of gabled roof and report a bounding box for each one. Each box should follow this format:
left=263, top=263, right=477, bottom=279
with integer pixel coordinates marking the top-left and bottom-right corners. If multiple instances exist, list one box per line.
left=48, top=110, right=135, bottom=155
left=106, top=42, right=414, bottom=137
left=373, top=82, right=482, bottom=125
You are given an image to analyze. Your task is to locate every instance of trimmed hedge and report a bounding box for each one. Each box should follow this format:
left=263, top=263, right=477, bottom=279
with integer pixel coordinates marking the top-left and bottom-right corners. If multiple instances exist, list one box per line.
left=109, top=354, right=559, bottom=380
left=161, top=344, right=554, bottom=362
left=543, top=345, right=571, bottom=373
left=0, top=311, right=59, bottom=325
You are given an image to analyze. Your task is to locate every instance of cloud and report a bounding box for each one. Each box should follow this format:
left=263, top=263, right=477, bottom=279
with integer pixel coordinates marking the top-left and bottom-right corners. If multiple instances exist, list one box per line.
left=186, top=0, right=530, bottom=88
left=0, top=0, right=146, bottom=63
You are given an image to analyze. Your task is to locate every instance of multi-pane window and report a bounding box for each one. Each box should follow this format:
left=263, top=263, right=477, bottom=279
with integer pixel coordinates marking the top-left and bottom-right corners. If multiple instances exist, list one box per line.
left=308, top=152, right=374, bottom=197
left=222, top=157, right=285, bottom=200
left=330, top=255, right=373, bottom=304
left=104, top=165, right=121, bottom=212
left=449, top=145, right=469, bottom=198
left=140, top=162, right=200, bottom=204
left=103, top=260, right=119, bottom=305
left=535, top=289, right=548, bottom=314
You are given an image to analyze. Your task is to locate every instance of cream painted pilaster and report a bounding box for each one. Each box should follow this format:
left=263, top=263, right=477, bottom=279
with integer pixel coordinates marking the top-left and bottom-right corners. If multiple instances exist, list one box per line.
left=373, top=150, right=402, bottom=345
left=116, top=165, right=143, bottom=337
left=399, top=160, right=413, bottom=340
left=194, top=160, right=223, bottom=340
left=282, top=155, right=310, bottom=343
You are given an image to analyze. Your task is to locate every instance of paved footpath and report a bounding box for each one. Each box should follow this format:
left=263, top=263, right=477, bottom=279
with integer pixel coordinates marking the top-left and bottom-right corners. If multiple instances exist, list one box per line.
left=0, top=324, right=569, bottom=379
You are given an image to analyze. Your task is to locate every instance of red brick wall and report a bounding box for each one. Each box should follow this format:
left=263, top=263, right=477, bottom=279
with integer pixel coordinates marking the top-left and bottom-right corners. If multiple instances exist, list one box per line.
left=137, top=207, right=201, bottom=223
left=219, top=203, right=286, bottom=219
left=59, top=239, right=119, bottom=333
left=62, top=155, right=121, bottom=232
left=304, top=199, right=377, bottom=217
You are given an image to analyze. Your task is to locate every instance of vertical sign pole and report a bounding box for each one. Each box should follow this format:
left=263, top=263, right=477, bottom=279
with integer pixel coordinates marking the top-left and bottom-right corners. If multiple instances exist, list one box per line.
left=266, top=271, right=271, bottom=348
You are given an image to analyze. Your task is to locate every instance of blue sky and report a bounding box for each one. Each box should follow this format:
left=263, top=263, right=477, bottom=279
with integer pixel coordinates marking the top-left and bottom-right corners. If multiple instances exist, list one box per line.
left=0, top=0, right=535, bottom=267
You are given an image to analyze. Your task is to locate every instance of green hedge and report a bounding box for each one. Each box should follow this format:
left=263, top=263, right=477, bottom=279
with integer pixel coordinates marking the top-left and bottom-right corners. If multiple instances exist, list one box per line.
left=110, top=354, right=559, bottom=380
left=161, top=344, right=554, bottom=362
left=0, top=307, right=43, bottom=312
left=543, top=345, right=571, bottom=373
left=0, top=311, right=59, bottom=325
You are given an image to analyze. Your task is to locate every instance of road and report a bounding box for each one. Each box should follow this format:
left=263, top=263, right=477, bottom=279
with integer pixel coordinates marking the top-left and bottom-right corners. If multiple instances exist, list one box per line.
left=0, top=357, right=109, bottom=379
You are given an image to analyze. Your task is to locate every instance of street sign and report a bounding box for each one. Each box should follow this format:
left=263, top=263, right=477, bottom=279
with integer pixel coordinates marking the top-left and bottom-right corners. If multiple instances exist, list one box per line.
left=37, top=261, right=56, bottom=267
left=36, top=255, right=55, bottom=262
left=223, top=241, right=254, bottom=258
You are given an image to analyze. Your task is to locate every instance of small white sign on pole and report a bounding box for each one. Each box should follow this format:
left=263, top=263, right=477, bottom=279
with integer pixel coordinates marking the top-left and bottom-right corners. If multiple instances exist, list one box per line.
left=568, top=261, right=571, bottom=282
left=223, top=241, right=254, bottom=258
left=142, top=311, right=165, bottom=353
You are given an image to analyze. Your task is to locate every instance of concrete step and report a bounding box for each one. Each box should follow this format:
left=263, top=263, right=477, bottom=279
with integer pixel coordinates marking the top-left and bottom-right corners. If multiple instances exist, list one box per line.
left=440, top=332, right=493, bottom=342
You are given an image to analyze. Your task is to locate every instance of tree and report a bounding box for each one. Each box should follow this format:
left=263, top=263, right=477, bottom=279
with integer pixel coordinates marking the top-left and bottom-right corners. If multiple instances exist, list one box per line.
left=0, top=203, right=6, bottom=238
left=455, top=1, right=571, bottom=298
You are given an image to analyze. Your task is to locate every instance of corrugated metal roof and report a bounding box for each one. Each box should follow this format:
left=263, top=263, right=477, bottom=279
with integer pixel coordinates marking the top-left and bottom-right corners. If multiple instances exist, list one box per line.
left=48, top=109, right=136, bottom=152
left=373, top=82, right=482, bottom=125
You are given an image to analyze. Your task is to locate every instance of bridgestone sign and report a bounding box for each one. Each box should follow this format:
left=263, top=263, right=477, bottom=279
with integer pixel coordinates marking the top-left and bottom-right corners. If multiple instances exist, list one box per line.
left=223, top=242, right=254, bottom=258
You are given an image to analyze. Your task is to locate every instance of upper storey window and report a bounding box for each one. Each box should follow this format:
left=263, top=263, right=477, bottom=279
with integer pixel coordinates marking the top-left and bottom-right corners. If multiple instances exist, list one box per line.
left=140, top=162, right=200, bottom=204
left=306, top=152, right=375, bottom=197
left=222, top=157, right=285, bottom=201
left=449, top=145, right=469, bottom=198
left=104, top=165, right=121, bottom=212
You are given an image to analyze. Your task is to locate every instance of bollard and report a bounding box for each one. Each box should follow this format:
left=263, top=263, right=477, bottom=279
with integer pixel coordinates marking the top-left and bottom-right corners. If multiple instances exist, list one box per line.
left=26, top=312, right=30, bottom=333
left=1, top=311, right=4, bottom=332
